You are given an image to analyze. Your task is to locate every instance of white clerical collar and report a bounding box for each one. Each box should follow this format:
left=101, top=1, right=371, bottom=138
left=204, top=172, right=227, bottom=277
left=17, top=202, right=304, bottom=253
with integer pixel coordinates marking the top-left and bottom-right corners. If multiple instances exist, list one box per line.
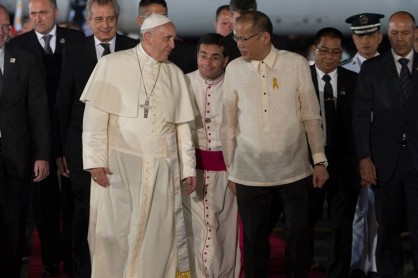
left=34, top=24, right=57, bottom=40
left=198, top=71, right=224, bottom=86
left=137, top=43, right=159, bottom=65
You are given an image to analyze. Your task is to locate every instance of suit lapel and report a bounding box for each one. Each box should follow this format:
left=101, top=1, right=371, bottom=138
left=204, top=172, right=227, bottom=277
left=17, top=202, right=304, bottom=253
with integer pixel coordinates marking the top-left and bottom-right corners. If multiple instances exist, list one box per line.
left=310, top=65, right=319, bottom=98
left=115, top=34, right=122, bottom=52
left=1, top=45, right=17, bottom=101
left=28, top=30, right=45, bottom=59
left=86, top=36, right=99, bottom=65
left=409, top=52, right=418, bottom=96
left=55, top=26, right=66, bottom=55
left=406, top=52, right=418, bottom=108
left=383, top=51, right=402, bottom=101
left=337, top=67, right=350, bottom=99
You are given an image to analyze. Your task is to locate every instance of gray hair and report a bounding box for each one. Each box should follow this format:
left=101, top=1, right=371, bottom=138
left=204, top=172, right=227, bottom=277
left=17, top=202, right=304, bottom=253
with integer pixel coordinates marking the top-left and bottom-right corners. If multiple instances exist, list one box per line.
left=86, top=0, right=120, bottom=19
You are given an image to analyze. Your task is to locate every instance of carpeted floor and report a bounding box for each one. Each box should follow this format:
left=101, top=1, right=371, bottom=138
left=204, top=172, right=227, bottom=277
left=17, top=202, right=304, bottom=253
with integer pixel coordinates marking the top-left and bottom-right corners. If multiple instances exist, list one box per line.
left=28, top=228, right=325, bottom=278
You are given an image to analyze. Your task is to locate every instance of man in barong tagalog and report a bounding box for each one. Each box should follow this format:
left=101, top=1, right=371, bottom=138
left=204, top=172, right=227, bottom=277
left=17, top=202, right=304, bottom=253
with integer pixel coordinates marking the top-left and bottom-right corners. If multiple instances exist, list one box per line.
left=80, top=13, right=197, bottom=278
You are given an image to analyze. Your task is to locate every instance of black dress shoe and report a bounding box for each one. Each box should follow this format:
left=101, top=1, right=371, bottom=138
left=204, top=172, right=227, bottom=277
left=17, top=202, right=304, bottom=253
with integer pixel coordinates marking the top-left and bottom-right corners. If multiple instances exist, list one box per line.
left=351, top=269, right=367, bottom=278
left=367, top=271, right=378, bottom=278
left=42, top=264, right=60, bottom=277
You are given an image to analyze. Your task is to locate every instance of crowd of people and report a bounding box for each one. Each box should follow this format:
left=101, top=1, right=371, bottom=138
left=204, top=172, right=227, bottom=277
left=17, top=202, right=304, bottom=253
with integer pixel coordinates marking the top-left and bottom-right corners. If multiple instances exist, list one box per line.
left=0, top=0, right=417, bottom=278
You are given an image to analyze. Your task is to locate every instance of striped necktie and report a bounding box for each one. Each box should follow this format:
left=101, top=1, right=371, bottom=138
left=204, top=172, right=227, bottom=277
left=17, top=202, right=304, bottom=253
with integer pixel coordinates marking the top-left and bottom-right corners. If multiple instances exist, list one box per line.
left=100, top=43, right=111, bottom=57
left=398, top=58, right=410, bottom=104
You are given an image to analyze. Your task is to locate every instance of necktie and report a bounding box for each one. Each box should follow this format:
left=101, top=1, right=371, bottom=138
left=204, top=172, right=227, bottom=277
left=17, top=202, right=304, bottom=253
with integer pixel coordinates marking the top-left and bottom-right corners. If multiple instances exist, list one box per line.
left=322, top=74, right=336, bottom=146
left=42, top=34, right=53, bottom=55
left=100, top=43, right=111, bottom=57
left=398, top=58, right=410, bottom=104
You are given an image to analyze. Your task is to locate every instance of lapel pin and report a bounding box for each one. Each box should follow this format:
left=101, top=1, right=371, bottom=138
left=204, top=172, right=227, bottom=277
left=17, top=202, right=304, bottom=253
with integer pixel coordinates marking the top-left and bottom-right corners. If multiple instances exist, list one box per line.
left=10, top=58, right=16, bottom=63
left=340, top=88, right=346, bottom=96
left=60, top=38, right=65, bottom=44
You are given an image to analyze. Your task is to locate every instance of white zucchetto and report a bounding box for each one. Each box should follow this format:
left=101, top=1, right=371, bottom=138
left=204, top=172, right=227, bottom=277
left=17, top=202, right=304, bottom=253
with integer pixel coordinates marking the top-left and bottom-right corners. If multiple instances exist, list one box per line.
left=141, top=13, right=172, bottom=31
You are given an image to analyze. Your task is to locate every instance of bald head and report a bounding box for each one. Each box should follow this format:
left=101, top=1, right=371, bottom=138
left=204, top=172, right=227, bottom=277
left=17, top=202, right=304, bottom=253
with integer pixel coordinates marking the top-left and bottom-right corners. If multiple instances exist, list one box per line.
left=388, top=11, right=416, bottom=57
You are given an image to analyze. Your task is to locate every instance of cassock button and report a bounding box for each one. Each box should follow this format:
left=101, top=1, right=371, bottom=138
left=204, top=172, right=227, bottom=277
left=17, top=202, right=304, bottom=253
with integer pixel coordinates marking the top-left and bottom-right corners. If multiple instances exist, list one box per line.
left=205, top=118, right=211, bottom=123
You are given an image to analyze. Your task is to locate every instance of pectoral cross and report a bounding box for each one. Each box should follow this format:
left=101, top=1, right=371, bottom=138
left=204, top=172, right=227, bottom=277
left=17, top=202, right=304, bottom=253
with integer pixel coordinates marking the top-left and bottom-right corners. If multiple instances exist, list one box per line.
left=140, top=99, right=151, bottom=118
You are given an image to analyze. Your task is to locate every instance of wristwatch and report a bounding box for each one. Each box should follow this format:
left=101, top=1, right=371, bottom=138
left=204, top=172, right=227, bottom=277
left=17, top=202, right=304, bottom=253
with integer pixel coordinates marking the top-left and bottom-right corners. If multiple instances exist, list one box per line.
left=314, top=161, right=328, bottom=168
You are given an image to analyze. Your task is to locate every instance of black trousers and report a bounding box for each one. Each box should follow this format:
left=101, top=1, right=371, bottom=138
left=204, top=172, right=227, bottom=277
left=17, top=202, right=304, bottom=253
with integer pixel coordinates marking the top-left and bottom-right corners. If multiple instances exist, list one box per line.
left=236, top=176, right=311, bottom=278
left=31, top=160, right=62, bottom=268
left=308, top=147, right=359, bottom=278
left=60, top=175, right=74, bottom=273
left=374, top=147, right=418, bottom=278
left=0, top=141, right=30, bottom=278
left=70, top=169, right=92, bottom=278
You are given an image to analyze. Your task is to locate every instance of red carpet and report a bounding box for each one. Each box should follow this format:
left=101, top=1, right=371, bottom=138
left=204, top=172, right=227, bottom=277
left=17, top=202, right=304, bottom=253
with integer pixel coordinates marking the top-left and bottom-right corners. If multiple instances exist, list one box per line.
left=29, top=228, right=325, bottom=278
left=267, top=235, right=325, bottom=278
left=28, top=229, right=68, bottom=278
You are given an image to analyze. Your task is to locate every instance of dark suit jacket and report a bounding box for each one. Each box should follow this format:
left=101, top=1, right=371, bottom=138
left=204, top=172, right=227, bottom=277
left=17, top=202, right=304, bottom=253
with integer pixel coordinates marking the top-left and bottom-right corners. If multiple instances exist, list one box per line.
left=310, top=65, right=358, bottom=170
left=0, top=44, right=50, bottom=178
left=9, top=26, right=85, bottom=159
left=55, top=34, right=138, bottom=171
left=353, top=50, right=418, bottom=182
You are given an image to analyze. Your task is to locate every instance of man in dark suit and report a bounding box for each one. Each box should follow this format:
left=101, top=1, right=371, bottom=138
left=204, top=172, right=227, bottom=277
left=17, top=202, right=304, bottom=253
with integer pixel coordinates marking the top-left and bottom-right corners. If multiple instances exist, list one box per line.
left=55, top=0, right=137, bottom=276
left=0, top=5, right=50, bottom=278
left=308, top=27, right=359, bottom=278
left=353, top=11, right=418, bottom=277
left=9, top=0, right=85, bottom=275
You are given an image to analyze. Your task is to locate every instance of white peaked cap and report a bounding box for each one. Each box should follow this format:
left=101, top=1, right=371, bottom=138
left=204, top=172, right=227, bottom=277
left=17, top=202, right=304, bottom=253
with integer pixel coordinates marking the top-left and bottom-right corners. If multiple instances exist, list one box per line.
left=141, top=13, right=172, bottom=31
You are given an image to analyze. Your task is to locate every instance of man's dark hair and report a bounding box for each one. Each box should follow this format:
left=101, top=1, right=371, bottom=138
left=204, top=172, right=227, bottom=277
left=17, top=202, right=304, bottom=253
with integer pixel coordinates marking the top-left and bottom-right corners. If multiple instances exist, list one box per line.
left=216, top=5, right=229, bottom=20
left=229, top=0, right=257, bottom=13
left=138, top=0, right=167, bottom=15
left=237, top=10, right=272, bottom=37
left=314, top=27, right=344, bottom=46
left=197, top=33, right=229, bottom=58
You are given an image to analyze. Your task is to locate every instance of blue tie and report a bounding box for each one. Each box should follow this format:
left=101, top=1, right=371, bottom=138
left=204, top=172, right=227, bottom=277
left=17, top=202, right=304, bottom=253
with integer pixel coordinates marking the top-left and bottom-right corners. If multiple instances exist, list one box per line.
left=398, top=58, right=410, bottom=104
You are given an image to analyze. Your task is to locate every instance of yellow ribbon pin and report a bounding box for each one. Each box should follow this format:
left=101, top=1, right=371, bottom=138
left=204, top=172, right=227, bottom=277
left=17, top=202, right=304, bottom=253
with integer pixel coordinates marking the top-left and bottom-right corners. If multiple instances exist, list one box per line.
left=272, top=77, right=279, bottom=89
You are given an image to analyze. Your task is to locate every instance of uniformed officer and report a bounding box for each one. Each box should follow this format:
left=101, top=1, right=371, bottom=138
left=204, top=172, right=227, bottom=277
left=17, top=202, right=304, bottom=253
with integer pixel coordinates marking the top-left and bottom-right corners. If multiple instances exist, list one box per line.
left=343, top=13, right=384, bottom=73
left=343, top=12, right=384, bottom=278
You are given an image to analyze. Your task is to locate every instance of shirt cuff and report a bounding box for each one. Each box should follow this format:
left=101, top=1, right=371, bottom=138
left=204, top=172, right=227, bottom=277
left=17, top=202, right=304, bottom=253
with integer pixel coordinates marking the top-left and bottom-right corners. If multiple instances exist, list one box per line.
left=312, top=152, right=327, bottom=165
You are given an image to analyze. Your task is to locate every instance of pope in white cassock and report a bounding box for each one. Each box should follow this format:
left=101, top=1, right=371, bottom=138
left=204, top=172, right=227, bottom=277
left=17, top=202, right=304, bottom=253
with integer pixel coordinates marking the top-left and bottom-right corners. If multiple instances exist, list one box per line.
left=80, top=13, right=197, bottom=278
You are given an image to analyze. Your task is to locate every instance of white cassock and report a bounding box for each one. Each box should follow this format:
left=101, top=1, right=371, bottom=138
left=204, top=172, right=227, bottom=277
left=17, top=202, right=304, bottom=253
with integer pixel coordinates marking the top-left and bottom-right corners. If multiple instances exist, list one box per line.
left=80, top=44, right=196, bottom=278
left=183, top=70, right=240, bottom=278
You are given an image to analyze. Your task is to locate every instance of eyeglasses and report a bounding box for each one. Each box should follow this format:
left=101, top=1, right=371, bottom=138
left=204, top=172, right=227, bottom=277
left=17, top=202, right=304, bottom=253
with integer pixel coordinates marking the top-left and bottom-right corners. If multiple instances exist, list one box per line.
left=93, top=16, right=117, bottom=24
left=233, top=33, right=260, bottom=43
left=0, top=24, right=11, bottom=31
left=315, top=47, right=343, bottom=56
